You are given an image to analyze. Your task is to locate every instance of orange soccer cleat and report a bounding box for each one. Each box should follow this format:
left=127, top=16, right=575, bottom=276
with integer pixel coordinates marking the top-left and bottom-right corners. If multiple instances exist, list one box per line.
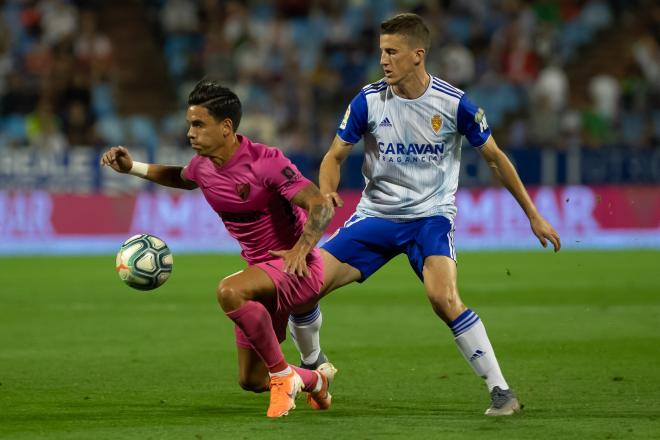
left=306, top=363, right=337, bottom=410
left=267, top=370, right=303, bottom=418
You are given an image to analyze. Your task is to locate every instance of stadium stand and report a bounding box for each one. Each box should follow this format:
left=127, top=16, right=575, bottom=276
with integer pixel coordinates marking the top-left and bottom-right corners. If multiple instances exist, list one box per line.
left=1, top=0, right=659, bottom=187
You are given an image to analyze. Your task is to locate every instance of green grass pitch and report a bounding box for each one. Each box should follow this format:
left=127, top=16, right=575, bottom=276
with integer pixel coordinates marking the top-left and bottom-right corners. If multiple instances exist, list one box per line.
left=1, top=250, right=659, bottom=439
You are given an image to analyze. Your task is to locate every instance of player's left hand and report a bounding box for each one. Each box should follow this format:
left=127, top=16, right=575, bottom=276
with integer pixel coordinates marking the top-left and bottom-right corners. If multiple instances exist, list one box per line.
left=324, top=192, right=344, bottom=208
left=268, top=248, right=310, bottom=277
left=529, top=215, right=561, bottom=252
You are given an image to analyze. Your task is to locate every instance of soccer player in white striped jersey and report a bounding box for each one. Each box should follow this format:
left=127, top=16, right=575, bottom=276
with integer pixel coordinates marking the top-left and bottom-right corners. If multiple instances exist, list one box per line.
left=287, top=12, right=561, bottom=416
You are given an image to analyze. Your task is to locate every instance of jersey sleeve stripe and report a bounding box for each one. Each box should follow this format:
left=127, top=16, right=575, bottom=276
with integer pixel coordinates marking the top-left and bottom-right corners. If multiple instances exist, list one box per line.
left=431, top=85, right=462, bottom=99
left=431, top=77, right=463, bottom=95
left=364, top=86, right=387, bottom=95
left=431, top=80, right=464, bottom=97
left=362, top=80, right=387, bottom=92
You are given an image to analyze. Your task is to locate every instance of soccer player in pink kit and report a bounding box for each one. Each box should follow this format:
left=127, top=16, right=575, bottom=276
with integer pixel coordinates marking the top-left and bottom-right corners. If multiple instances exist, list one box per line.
left=100, top=79, right=336, bottom=418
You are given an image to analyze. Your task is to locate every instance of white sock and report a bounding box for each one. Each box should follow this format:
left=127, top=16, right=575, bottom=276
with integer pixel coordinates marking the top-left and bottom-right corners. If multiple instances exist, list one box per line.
left=450, top=309, right=509, bottom=391
left=312, top=372, right=323, bottom=393
left=269, top=366, right=292, bottom=378
left=288, top=305, right=322, bottom=365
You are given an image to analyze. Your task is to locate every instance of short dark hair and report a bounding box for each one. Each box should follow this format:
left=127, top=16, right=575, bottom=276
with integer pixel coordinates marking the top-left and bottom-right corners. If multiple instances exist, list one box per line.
left=188, top=79, right=242, bottom=130
left=380, top=13, right=431, bottom=53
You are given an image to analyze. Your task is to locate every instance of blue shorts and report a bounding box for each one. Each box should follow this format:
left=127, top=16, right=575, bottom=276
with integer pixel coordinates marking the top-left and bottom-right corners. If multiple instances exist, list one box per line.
left=321, top=213, right=456, bottom=282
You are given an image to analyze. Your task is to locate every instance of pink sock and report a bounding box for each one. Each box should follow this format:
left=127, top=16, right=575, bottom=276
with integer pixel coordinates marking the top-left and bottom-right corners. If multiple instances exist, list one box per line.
left=226, top=301, right=287, bottom=373
left=291, top=365, right=319, bottom=392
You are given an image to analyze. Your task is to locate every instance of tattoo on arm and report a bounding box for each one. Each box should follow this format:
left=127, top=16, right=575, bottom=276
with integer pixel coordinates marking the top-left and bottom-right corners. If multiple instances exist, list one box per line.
left=302, top=202, right=333, bottom=243
left=292, top=184, right=334, bottom=251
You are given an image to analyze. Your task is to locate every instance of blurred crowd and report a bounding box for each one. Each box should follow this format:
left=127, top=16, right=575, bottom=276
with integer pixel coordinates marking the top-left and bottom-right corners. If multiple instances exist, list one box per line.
left=1, top=0, right=659, bottom=157
left=0, top=0, right=114, bottom=152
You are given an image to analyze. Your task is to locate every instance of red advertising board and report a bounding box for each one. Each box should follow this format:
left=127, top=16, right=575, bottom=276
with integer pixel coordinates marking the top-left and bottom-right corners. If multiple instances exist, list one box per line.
left=1, top=186, right=658, bottom=254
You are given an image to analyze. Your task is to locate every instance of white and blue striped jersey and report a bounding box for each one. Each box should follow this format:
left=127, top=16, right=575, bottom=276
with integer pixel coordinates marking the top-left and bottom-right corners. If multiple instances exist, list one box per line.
left=337, top=74, right=491, bottom=221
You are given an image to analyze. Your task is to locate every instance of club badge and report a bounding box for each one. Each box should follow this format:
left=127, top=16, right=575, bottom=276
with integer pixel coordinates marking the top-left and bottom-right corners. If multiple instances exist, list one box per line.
left=431, top=114, right=442, bottom=134
left=236, top=183, right=250, bottom=201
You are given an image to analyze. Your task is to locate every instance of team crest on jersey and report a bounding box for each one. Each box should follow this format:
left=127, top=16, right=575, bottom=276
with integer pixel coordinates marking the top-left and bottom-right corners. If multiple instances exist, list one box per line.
left=235, top=183, right=250, bottom=201
left=431, top=114, right=443, bottom=134
left=281, top=166, right=297, bottom=181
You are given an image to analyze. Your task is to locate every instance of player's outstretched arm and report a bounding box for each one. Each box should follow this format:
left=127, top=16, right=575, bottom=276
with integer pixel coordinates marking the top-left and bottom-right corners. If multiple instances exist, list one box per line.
left=478, top=136, right=561, bottom=252
left=319, top=135, right=354, bottom=208
left=269, top=183, right=334, bottom=277
left=100, top=146, right=198, bottom=190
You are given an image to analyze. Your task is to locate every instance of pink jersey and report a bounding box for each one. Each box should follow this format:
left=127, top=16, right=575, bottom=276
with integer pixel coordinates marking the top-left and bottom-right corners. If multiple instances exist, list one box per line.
left=183, top=134, right=311, bottom=265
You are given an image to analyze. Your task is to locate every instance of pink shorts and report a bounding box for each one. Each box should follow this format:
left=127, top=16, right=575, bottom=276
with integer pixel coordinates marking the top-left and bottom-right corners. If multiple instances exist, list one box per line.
left=234, top=248, right=325, bottom=349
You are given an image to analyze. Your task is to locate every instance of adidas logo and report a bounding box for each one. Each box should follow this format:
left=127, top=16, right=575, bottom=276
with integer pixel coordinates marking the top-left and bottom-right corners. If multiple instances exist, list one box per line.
left=469, top=349, right=486, bottom=361
left=379, top=117, right=392, bottom=127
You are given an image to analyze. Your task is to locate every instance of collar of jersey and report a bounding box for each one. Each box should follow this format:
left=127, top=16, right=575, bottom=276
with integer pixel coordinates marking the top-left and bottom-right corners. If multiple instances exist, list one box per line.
left=390, top=74, right=433, bottom=102
left=212, top=134, right=247, bottom=170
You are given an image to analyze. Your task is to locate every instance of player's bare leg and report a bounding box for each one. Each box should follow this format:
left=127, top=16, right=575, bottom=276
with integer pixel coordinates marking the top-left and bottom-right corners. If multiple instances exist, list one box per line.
left=218, top=267, right=318, bottom=417
left=422, top=255, right=521, bottom=416
left=319, top=249, right=362, bottom=295
left=237, top=346, right=270, bottom=392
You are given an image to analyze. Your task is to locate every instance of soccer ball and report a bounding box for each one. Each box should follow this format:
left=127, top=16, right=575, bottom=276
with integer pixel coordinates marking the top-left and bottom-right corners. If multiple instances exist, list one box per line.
left=115, top=234, right=173, bottom=291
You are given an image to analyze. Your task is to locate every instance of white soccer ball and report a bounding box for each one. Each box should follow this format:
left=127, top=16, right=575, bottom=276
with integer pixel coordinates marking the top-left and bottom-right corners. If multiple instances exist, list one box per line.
left=115, top=234, right=173, bottom=291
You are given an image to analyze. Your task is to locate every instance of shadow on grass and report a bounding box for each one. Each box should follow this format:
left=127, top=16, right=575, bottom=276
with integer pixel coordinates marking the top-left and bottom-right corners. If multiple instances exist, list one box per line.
left=3, top=401, right=258, bottom=424
left=3, top=397, right=658, bottom=428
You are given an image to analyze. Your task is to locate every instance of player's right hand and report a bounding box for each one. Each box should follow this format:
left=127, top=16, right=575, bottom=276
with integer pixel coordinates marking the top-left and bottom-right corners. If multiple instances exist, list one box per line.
left=530, top=215, right=561, bottom=252
left=325, top=192, right=344, bottom=208
left=100, top=146, right=133, bottom=173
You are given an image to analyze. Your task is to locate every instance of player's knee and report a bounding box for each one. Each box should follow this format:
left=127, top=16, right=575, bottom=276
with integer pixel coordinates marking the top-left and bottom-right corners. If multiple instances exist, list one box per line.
left=216, top=280, right=243, bottom=312
left=428, top=287, right=464, bottom=319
